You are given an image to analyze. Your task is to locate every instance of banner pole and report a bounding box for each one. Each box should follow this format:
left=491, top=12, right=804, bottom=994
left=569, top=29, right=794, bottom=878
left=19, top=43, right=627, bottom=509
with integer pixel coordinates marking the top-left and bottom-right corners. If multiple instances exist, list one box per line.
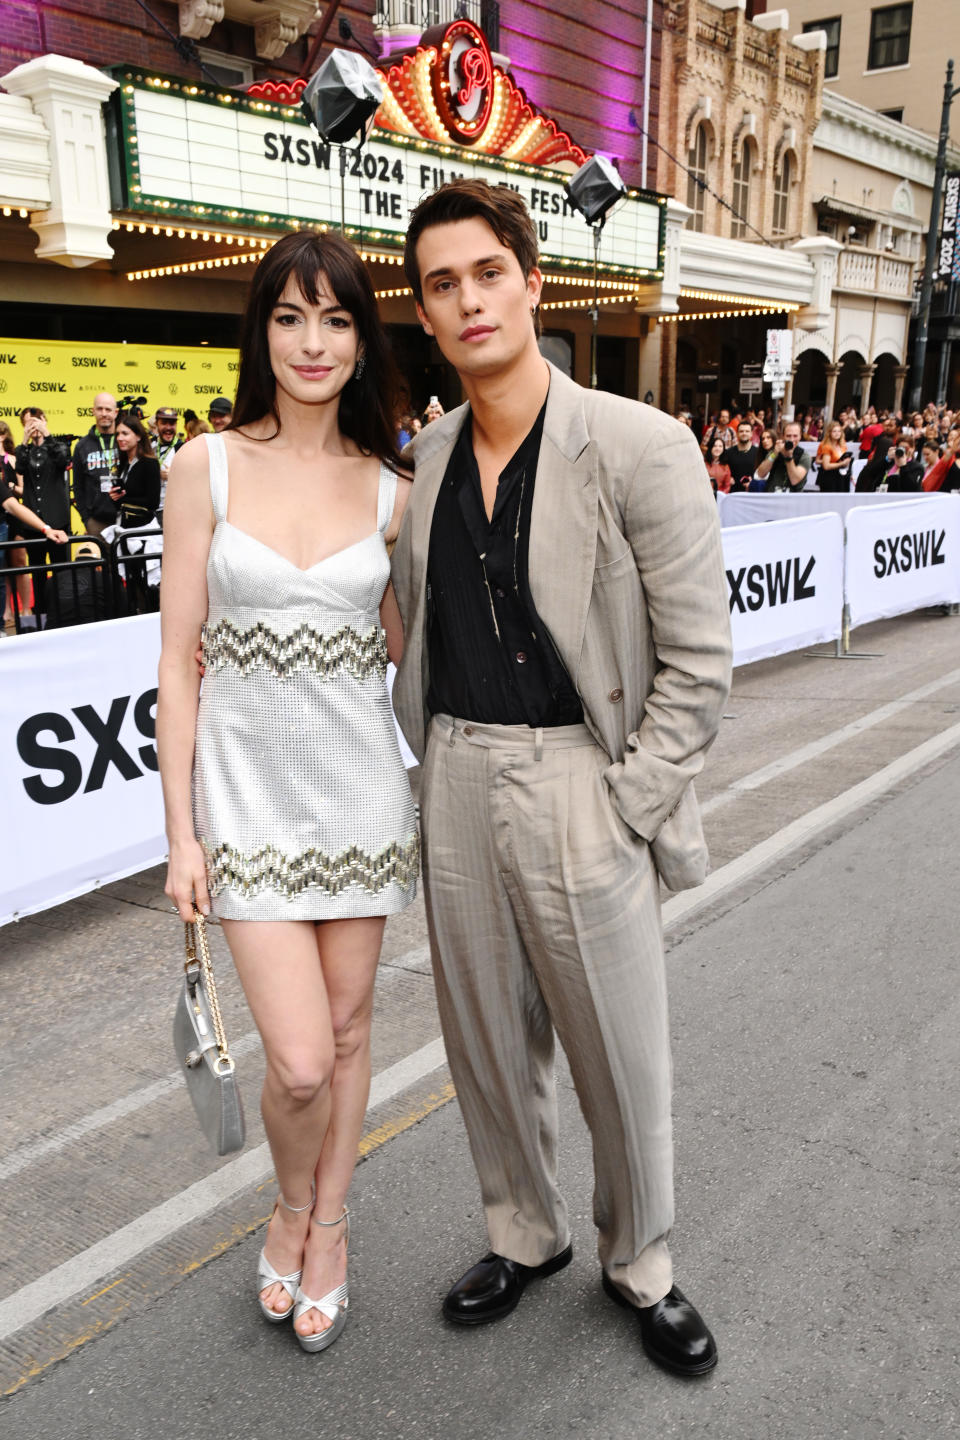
left=805, top=529, right=882, bottom=660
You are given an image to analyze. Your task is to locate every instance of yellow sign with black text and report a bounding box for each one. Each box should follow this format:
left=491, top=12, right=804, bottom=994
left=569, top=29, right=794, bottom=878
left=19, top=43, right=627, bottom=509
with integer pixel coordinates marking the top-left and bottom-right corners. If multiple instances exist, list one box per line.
left=0, top=338, right=238, bottom=439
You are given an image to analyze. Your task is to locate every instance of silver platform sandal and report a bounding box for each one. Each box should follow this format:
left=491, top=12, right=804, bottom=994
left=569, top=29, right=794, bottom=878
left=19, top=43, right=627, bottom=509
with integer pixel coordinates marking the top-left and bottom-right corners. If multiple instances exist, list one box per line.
left=257, top=1181, right=315, bottom=1324
left=292, top=1206, right=350, bottom=1353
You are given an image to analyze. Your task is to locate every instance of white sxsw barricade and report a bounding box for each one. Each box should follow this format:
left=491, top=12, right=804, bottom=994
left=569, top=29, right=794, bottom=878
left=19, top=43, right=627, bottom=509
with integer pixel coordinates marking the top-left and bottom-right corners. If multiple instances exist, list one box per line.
left=722, top=512, right=844, bottom=666
left=844, top=495, right=960, bottom=629
left=1, top=614, right=167, bottom=925
left=1, top=614, right=416, bottom=925
left=717, top=490, right=933, bottom=528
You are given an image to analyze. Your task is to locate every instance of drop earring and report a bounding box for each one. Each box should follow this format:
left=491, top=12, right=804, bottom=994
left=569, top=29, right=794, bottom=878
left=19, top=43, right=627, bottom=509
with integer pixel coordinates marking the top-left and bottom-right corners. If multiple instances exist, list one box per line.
left=354, top=353, right=366, bottom=380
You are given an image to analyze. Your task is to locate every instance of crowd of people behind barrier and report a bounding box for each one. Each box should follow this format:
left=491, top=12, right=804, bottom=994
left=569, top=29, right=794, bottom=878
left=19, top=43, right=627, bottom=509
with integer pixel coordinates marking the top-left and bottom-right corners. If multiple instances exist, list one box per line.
left=2, top=379, right=959, bottom=637
left=0, top=390, right=236, bottom=634
left=686, top=401, right=960, bottom=498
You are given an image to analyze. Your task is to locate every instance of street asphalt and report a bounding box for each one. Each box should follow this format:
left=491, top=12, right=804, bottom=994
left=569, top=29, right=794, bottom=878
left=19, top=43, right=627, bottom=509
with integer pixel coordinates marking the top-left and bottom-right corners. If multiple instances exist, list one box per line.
left=3, top=729, right=957, bottom=1438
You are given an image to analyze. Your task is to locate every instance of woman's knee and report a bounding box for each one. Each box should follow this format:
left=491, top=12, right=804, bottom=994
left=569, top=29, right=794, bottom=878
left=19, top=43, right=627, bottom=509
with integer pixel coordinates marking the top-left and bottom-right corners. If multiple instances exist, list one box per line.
left=268, top=1050, right=335, bottom=1105
left=332, top=1005, right=372, bottom=1062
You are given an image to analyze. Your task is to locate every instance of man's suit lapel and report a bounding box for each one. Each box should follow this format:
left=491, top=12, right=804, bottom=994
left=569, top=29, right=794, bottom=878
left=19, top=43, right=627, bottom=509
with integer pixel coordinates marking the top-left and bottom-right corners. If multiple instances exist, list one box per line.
left=528, top=365, right=598, bottom=682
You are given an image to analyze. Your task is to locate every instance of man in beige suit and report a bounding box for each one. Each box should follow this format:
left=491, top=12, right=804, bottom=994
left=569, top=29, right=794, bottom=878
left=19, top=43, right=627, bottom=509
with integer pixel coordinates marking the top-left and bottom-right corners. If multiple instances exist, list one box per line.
left=392, top=180, right=732, bottom=1377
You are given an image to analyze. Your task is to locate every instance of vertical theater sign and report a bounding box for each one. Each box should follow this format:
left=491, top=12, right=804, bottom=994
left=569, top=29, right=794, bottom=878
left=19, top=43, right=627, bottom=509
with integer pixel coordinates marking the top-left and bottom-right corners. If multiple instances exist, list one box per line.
left=105, top=19, right=664, bottom=282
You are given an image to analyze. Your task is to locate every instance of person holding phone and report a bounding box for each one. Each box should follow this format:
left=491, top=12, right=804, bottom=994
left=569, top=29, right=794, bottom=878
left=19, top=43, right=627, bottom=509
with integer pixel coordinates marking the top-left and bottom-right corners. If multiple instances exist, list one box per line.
left=111, top=411, right=161, bottom=528
left=814, top=420, right=852, bottom=493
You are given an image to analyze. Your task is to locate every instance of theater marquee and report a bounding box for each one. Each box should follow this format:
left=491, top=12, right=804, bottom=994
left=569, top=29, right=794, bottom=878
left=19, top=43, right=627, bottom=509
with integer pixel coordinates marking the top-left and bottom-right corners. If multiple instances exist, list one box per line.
left=104, top=27, right=664, bottom=281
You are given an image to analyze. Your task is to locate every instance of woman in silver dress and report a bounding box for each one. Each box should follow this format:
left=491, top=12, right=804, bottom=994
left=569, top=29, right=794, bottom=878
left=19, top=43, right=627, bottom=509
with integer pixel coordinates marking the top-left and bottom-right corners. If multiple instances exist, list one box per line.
left=157, top=232, right=417, bottom=1353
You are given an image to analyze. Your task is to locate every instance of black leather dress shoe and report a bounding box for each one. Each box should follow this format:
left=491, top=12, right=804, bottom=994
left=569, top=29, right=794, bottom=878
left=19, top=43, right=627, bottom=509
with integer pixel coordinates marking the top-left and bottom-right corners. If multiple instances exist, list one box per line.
left=602, top=1271, right=718, bottom=1377
left=443, top=1244, right=573, bottom=1325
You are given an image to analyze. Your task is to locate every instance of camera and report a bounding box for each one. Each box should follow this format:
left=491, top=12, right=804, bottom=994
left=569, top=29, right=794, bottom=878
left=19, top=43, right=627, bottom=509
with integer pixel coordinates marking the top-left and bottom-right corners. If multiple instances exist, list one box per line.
left=782, top=439, right=794, bottom=452
left=895, top=446, right=905, bottom=460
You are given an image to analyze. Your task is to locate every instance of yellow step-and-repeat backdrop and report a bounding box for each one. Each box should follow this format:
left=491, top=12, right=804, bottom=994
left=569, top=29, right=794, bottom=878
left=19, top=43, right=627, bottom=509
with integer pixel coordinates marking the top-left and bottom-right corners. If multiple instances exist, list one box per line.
left=0, top=338, right=239, bottom=439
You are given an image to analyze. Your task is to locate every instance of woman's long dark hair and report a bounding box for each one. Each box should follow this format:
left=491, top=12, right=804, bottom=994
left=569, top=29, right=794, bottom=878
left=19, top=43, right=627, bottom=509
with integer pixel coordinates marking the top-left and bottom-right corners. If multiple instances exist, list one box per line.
left=116, top=410, right=156, bottom=462
left=231, top=230, right=403, bottom=470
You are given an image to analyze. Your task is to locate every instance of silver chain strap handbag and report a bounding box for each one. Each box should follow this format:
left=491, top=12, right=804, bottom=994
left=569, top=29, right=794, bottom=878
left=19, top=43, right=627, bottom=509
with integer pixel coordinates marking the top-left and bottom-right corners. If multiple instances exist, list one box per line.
left=173, top=911, right=246, bottom=1155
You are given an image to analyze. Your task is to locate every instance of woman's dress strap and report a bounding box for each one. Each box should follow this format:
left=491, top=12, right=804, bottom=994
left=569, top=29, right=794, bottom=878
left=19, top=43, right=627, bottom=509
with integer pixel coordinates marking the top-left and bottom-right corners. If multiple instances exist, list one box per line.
left=377, top=462, right=398, bottom=536
left=205, top=432, right=229, bottom=522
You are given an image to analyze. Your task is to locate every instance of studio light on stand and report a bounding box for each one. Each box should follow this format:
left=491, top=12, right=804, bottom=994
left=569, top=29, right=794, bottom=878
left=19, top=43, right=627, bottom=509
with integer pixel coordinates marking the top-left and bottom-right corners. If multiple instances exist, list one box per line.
left=564, top=156, right=626, bottom=388
left=301, top=49, right=384, bottom=235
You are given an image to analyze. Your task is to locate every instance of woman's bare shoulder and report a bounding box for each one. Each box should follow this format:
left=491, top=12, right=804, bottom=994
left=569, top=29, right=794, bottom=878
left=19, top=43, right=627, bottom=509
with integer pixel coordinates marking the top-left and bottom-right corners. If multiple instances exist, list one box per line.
left=168, top=431, right=212, bottom=481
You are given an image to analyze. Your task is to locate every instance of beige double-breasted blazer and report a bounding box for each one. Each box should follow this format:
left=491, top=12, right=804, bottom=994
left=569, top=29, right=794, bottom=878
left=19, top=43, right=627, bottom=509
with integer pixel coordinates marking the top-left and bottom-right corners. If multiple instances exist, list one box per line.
left=390, top=363, right=733, bottom=892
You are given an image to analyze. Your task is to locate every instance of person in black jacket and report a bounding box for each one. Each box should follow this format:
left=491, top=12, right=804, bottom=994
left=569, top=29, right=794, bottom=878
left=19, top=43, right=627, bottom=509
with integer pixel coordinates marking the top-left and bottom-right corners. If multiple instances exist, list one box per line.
left=15, top=407, right=72, bottom=619
left=885, top=436, right=923, bottom=492
left=72, top=391, right=120, bottom=535
left=111, top=410, right=161, bottom=528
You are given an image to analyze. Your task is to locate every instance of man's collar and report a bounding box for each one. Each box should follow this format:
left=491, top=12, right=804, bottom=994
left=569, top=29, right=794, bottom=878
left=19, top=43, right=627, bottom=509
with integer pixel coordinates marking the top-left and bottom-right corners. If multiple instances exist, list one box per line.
left=406, top=360, right=591, bottom=470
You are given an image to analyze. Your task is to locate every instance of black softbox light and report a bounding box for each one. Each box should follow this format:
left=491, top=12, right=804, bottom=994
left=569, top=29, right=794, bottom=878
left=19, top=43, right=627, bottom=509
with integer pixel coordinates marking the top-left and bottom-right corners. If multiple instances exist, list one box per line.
left=300, top=49, right=383, bottom=145
left=564, top=155, right=627, bottom=225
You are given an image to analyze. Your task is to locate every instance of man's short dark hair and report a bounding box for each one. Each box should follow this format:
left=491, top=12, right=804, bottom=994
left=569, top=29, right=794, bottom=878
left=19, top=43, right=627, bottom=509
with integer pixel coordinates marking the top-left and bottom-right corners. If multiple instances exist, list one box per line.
left=403, top=179, right=540, bottom=309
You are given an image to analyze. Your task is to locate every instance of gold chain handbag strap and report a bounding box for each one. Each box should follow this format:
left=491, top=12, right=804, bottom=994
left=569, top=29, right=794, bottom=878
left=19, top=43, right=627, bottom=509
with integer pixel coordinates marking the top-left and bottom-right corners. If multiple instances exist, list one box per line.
left=184, top=911, right=233, bottom=1073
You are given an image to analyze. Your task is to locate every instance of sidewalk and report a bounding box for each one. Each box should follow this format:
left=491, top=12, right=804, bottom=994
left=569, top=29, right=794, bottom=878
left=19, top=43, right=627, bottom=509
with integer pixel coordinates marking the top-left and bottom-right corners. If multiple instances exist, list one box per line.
left=5, top=748, right=957, bottom=1440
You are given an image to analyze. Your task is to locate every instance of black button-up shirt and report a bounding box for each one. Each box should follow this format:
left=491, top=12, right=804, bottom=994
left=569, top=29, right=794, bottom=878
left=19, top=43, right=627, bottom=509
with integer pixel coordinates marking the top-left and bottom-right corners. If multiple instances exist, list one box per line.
left=426, top=402, right=583, bottom=727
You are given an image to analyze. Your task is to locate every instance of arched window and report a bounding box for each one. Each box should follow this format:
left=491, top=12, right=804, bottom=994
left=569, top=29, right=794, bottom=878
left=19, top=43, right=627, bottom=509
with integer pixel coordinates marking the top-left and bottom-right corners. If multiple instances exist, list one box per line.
left=731, top=139, right=753, bottom=239
left=772, top=152, right=793, bottom=236
left=686, top=125, right=708, bottom=233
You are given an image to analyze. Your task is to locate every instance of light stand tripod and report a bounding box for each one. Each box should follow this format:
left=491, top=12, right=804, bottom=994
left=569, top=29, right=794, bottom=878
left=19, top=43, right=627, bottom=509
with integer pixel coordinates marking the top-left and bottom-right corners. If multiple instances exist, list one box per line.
left=589, top=217, right=606, bottom=390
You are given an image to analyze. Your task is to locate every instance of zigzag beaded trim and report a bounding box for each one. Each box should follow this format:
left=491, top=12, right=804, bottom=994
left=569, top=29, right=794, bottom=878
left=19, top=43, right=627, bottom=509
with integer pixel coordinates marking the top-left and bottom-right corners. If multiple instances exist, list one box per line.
left=202, top=832, right=420, bottom=900
left=201, top=618, right=387, bottom=680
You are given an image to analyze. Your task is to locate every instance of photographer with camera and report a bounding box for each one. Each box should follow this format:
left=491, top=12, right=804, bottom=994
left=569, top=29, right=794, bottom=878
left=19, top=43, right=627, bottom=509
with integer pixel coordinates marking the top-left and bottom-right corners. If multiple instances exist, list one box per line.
left=882, top=436, right=922, bottom=492
left=753, top=420, right=811, bottom=492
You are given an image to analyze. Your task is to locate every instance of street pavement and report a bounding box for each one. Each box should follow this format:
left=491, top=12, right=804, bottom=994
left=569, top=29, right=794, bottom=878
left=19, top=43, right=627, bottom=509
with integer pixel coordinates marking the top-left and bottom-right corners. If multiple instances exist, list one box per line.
left=2, top=608, right=959, bottom=1438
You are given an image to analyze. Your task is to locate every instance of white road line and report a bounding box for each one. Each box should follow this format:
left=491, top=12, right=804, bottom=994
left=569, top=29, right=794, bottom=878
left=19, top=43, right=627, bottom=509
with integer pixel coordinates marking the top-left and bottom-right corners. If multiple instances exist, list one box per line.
left=0, top=1030, right=263, bottom=1184
left=700, top=665, right=960, bottom=817
left=665, top=719, right=960, bottom=929
left=0, top=943, right=433, bottom=1185
left=0, top=1036, right=450, bottom=1345
left=3, top=720, right=960, bottom=1345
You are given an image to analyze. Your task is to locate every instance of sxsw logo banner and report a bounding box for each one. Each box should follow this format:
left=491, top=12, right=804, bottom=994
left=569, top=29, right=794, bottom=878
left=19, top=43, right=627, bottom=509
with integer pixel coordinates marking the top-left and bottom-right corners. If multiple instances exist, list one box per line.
left=0, top=615, right=167, bottom=925
left=17, top=691, right=157, bottom=805
left=845, top=498, right=960, bottom=629
left=722, top=512, right=844, bottom=667
left=727, top=555, right=816, bottom=613
left=872, top=528, right=946, bottom=578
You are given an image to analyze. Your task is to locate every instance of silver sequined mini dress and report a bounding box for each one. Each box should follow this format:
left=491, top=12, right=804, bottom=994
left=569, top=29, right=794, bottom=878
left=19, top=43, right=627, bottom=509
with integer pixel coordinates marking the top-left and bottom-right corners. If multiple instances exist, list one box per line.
left=192, top=432, right=418, bottom=920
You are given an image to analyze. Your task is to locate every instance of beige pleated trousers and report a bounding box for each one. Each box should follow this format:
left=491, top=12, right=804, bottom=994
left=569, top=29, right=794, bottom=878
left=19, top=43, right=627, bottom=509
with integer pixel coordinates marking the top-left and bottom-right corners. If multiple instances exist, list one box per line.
left=420, top=714, right=674, bottom=1308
